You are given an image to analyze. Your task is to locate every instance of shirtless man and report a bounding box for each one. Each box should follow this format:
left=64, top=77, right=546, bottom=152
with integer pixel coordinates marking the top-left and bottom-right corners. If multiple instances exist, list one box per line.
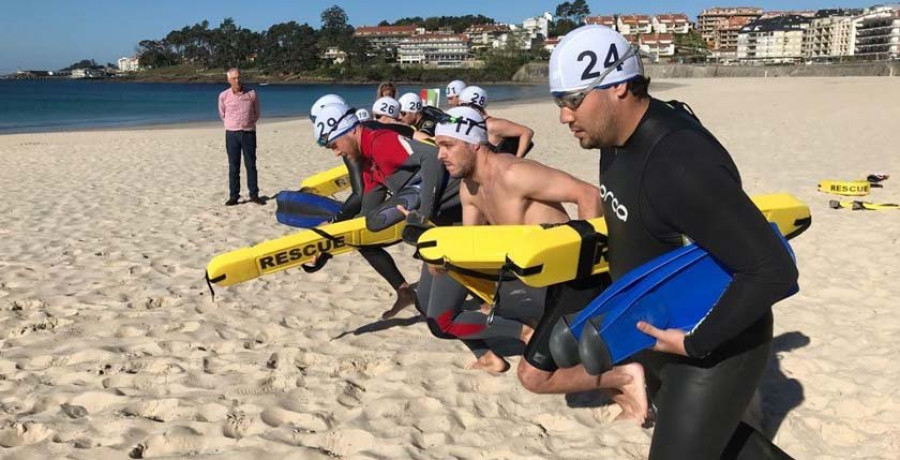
left=458, top=86, right=534, bottom=158
left=430, top=106, right=648, bottom=423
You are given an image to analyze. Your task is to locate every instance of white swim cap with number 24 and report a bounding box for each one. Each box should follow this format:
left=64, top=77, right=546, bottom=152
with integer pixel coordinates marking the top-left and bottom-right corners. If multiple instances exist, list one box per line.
left=549, top=25, right=643, bottom=93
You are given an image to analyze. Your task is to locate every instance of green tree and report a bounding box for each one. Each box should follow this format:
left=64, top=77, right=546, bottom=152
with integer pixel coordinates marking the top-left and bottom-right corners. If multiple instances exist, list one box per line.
left=551, top=0, right=589, bottom=36
left=259, top=21, right=320, bottom=73
left=60, top=59, right=103, bottom=71
left=319, top=5, right=353, bottom=48
left=136, top=41, right=179, bottom=68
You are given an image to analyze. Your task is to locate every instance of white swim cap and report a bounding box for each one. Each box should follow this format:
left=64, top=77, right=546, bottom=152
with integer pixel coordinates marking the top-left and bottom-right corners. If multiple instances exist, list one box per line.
left=446, top=80, right=466, bottom=97
left=373, top=97, right=401, bottom=119
left=549, top=25, right=643, bottom=93
left=434, top=106, right=488, bottom=145
left=459, top=85, right=487, bottom=110
left=313, top=103, right=358, bottom=146
left=310, top=94, right=346, bottom=121
left=355, top=108, right=372, bottom=121
left=398, top=92, right=423, bottom=113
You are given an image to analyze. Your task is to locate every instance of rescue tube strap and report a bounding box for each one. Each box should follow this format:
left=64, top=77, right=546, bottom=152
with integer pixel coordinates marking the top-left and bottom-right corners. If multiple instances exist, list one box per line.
left=486, top=262, right=515, bottom=326
left=565, top=220, right=607, bottom=280
left=301, top=252, right=333, bottom=272
left=205, top=273, right=221, bottom=301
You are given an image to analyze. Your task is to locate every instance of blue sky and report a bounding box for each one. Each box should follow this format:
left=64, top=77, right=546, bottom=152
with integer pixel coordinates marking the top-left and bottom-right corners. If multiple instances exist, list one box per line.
left=0, top=0, right=878, bottom=73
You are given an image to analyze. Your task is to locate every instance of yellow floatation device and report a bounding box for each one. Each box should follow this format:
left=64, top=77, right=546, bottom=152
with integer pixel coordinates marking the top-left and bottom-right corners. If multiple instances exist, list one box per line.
left=299, top=164, right=351, bottom=197
left=817, top=174, right=889, bottom=197
left=817, top=180, right=871, bottom=196
left=830, top=200, right=899, bottom=211
left=206, top=217, right=406, bottom=289
left=417, top=193, right=811, bottom=303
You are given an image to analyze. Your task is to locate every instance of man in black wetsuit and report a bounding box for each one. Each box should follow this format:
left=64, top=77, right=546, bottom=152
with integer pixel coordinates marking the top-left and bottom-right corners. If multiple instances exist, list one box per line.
left=549, top=26, right=797, bottom=459
left=398, top=93, right=439, bottom=141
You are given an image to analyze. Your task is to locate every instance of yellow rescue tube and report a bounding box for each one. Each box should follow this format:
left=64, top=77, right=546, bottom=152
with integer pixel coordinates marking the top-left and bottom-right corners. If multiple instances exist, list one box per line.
left=418, top=193, right=811, bottom=291
left=299, top=164, right=351, bottom=196
left=817, top=180, right=871, bottom=196
left=207, top=217, right=406, bottom=287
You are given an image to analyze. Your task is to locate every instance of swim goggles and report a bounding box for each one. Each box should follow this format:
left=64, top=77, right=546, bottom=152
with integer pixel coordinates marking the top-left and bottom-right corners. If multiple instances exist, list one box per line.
left=551, top=44, right=644, bottom=110
left=316, top=108, right=357, bottom=147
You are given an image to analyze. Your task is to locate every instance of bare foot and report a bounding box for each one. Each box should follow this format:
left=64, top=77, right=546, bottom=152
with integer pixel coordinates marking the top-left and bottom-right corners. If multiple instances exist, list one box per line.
left=520, top=324, right=535, bottom=344
left=381, top=285, right=416, bottom=319
left=465, top=351, right=510, bottom=374
left=609, top=362, right=648, bottom=426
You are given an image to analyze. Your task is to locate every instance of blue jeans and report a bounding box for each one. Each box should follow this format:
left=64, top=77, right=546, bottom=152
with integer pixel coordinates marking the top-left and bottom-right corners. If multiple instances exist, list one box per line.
left=225, top=130, right=258, bottom=199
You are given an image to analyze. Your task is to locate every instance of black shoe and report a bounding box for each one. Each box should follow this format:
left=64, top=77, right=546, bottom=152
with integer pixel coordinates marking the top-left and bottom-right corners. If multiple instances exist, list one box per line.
left=250, top=196, right=266, bottom=205
left=225, top=198, right=239, bottom=206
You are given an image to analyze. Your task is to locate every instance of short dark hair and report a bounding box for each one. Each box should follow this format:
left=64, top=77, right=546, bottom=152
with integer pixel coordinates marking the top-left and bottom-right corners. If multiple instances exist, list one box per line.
left=627, top=75, right=651, bottom=98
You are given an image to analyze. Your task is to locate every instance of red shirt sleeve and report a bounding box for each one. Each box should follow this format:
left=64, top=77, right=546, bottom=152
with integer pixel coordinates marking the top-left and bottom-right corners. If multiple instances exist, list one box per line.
left=362, top=130, right=411, bottom=191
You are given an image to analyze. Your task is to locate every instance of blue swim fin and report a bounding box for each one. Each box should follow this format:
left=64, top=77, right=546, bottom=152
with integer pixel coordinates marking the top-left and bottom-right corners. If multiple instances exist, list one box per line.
left=275, top=191, right=343, bottom=228
left=578, top=225, right=797, bottom=375
left=552, top=224, right=798, bottom=375
left=549, top=243, right=705, bottom=368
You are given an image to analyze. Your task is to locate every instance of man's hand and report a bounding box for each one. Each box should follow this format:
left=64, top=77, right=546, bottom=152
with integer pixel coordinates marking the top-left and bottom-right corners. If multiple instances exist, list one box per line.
left=637, top=322, right=688, bottom=357
left=396, top=205, right=410, bottom=216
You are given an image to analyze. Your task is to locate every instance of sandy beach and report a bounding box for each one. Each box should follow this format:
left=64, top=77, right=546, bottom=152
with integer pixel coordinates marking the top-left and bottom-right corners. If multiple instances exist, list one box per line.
left=0, top=77, right=898, bottom=459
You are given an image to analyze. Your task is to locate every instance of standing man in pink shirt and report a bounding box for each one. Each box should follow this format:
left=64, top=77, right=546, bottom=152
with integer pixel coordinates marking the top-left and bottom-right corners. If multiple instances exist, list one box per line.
left=218, top=68, right=263, bottom=206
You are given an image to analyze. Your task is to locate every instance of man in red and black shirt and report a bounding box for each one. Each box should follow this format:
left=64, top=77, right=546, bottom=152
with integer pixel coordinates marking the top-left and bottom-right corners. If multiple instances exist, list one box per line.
left=314, top=103, right=460, bottom=318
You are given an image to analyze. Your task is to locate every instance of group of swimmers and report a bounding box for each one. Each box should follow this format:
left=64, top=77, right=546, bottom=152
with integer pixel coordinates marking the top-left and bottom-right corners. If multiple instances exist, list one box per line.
left=305, top=25, right=796, bottom=460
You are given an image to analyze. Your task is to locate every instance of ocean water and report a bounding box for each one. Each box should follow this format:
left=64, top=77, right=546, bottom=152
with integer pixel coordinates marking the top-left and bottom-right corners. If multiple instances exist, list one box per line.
left=0, top=80, right=548, bottom=134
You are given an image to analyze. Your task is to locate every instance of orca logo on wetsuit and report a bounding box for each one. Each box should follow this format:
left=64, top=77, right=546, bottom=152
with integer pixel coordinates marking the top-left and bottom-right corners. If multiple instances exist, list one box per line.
left=599, top=184, right=628, bottom=222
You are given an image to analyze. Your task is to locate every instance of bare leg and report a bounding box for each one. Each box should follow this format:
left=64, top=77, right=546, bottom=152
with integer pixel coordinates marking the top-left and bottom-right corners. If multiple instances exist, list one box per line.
left=609, top=362, right=648, bottom=424
left=518, top=360, right=648, bottom=425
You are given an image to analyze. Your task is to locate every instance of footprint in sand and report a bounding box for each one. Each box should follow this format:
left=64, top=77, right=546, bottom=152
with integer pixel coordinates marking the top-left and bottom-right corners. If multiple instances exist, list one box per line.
left=336, top=379, right=366, bottom=407
left=223, top=409, right=264, bottom=440
left=122, top=398, right=180, bottom=422
left=0, top=421, right=53, bottom=447
left=225, top=374, right=296, bottom=398
left=322, top=429, right=375, bottom=457
left=131, top=426, right=207, bottom=459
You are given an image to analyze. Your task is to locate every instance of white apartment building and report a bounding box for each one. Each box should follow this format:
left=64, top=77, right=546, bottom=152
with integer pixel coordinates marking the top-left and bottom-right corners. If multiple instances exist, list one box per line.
left=640, top=33, right=676, bottom=58
left=853, top=6, right=900, bottom=60
left=522, top=12, right=552, bottom=41
left=737, top=15, right=811, bottom=64
left=354, top=25, right=419, bottom=56
left=117, top=57, right=140, bottom=72
left=653, top=14, right=691, bottom=34
left=618, top=14, right=653, bottom=35
left=464, top=24, right=512, bottom=51
left=803, top=12, right=858, bottom=59
left=398, top=33, right=469, bottom=67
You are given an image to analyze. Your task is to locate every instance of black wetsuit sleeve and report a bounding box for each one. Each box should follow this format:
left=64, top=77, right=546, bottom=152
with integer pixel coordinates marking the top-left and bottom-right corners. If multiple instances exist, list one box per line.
left=385, top=143, right=447, bottom=221
left=643, top=130, right=799, bottom=358
left=333, top=156, right=365, bottom=222
left=413, top=149, right=446, bottom=221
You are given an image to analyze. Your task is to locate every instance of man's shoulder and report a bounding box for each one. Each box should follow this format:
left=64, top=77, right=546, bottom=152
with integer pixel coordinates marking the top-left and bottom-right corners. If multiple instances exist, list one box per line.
left=495, top=156, right=535, bottom=185
left=219, top=88, right=231, bottom=97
